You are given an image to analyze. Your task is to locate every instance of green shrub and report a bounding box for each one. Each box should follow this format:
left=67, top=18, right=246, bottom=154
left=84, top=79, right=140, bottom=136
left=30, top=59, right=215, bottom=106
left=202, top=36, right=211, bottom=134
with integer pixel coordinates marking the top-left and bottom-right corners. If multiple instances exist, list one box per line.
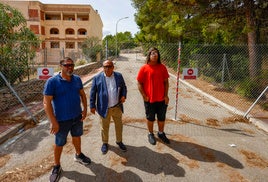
left=75, top=59, right=87, bottom=66
left=237, top=79, right=262, bottom=99
left=262, top=102, right=268, bottom=111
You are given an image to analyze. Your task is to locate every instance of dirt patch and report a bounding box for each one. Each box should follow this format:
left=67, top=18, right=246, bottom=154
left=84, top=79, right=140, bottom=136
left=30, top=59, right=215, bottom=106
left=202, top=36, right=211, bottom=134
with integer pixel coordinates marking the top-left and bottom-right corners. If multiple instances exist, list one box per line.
left=206, top=118, right=220, bottom=127
left=123, top=117, right=147, bottom=124
left=0, top=117, right=36, bottom=136
left=223, top=115, right=250, bottom=124
left=180, top=158, right=200, bottom=169
left=110, top=154, right=127, bottom=167
left=83, top=118, right=93, bottom=135
left=171, top=134, right=200, bottom=169
left=0, top=138, right=79, bottom=182
left=0, top=154, right=11, bottom=168
left=179, top=114, right=201, bottom=125
left=239, top=149, right=268, bottom=169
left=0, top=155, right=54, bottom=182
left=217, top=163, right=249, bottom=182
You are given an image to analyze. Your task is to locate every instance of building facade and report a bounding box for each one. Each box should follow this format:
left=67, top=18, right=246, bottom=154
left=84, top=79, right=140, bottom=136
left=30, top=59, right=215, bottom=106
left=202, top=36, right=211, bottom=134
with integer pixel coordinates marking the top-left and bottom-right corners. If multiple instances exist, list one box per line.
left=2, top=0, right=103, bottom=64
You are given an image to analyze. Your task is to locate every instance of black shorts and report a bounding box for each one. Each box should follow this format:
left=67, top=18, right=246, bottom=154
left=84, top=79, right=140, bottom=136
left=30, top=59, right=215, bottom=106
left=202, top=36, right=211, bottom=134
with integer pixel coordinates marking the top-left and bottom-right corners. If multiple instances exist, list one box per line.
left=55, top=114, right=83, bottom=146
left=144, top=101, right=168, bottom=122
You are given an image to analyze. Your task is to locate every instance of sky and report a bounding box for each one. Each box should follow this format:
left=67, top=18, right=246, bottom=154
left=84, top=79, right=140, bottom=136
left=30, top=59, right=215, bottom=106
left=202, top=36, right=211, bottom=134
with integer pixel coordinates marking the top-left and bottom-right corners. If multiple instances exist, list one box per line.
left=40, top=0, right=139, bottom=37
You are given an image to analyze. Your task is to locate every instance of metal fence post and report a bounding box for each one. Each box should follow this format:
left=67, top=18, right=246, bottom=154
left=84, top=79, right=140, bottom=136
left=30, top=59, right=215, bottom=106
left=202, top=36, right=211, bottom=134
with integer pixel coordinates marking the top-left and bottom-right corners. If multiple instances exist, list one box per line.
left=105, top=39, right=108, bottom=60
left=0, top=71, right=38, bottom=124
left=244, top=86, right=268, bottom=118
left=174, top=42, right=181, bottom=121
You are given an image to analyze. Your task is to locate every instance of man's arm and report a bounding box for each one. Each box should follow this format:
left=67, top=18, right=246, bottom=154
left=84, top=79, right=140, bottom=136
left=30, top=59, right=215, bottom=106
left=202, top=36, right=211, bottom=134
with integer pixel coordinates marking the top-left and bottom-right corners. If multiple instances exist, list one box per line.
left=89, top=77, right=97, bottom=114
left=164, top=78, right=169, bottom=104
left=43, top=95, right=59, bottom=134
left=80, top=88, right=87, bottom=121
left=119, top=74, right=127, bottom=102
left=137, top=81, right=149, bottom=102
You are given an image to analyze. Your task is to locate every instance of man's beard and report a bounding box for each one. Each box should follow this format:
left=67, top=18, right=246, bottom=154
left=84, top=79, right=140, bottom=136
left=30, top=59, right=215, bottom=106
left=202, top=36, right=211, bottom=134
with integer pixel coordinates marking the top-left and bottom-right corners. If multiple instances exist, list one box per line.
left=66, top=71, right=73, bottom=76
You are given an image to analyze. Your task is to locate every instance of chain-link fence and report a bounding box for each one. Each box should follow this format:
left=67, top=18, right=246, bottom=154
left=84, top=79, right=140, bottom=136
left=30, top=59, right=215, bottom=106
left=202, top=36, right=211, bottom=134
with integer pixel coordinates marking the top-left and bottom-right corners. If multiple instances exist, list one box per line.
left=0, top=39, right=100, bottom=125
left=1, top=41, right=267, bottom=126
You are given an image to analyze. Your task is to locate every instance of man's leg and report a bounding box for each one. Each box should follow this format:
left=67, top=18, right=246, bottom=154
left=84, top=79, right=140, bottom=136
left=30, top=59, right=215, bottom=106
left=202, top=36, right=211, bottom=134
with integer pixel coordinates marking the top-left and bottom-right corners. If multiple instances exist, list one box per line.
left=50, top=145, right=63, bottom=182
left=147, top=120, right=154, bottom=133
left=54, top=145, right=63, bottom=166
left=101, top=112, right=111, bottom=144
left=112, top=107, right=127, bottom=151
left=100, top=111, right=111, bottom=154
left=156, top=102, right=170, bottom=144
left=157, top=120, right=165, bottom=132
left=72, top=136, right=81, bottom=155
left=112, top=107, right=123, bottom=143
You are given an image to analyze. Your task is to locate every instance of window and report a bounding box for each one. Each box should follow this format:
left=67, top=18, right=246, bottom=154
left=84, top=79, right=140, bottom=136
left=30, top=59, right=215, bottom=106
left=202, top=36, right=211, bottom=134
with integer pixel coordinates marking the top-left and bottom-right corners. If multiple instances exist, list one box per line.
left=78, top=42, right=83, bottom=49
left=78, top=28, right=87, bottom=35
left=50, top=28, right=59, bottom=34
left=45, top=14, right=60, bottom=20
left=41, top=26, right=45, bottom=35
left=51, top=42, right=60, bottom=48
left=63, top=15, right=75, bottom=21
left=28, top=9, right=39, bottom=21
left=30, top=25, right=39, bottom=34
left=77, top=15, right=89, bottom=21
left=65, top=28, right=74, bottom=35
left=66, top=42, right=75, bottom=49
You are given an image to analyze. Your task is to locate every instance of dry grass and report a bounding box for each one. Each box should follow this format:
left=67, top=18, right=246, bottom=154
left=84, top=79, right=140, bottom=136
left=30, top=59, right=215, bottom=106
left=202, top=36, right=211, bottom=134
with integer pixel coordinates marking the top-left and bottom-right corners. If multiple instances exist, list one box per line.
left=240, top=150, right=268, bottom=169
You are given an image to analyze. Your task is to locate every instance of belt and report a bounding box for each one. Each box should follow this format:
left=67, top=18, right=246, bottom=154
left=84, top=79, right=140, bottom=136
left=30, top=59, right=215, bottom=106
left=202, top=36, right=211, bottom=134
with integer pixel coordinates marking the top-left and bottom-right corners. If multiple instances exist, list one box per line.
left=109, top=103, right=121, bottom=108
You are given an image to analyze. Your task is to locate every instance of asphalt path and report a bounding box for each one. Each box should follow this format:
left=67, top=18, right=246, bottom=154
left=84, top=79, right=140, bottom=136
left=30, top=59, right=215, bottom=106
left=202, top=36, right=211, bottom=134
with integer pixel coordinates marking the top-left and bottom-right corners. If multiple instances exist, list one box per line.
left=0, top=53, right=268, bottom=182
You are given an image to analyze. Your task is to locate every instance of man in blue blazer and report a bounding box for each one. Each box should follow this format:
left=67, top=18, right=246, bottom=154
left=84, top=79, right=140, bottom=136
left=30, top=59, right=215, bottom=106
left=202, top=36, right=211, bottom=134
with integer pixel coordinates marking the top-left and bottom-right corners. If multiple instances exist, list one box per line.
left=90, top=60, right=127, bottom=154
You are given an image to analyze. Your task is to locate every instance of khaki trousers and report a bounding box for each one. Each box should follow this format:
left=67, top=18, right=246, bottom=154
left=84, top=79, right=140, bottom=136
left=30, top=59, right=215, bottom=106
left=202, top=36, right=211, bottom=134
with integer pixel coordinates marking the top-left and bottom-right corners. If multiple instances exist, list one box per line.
left=100, top=106, right=123, bottom=143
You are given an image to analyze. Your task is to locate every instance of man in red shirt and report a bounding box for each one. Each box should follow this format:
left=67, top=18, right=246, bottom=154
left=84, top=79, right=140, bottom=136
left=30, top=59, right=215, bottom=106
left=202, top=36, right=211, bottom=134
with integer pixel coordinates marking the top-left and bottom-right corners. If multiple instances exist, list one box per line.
left=137, top=47, right=170, bottom=145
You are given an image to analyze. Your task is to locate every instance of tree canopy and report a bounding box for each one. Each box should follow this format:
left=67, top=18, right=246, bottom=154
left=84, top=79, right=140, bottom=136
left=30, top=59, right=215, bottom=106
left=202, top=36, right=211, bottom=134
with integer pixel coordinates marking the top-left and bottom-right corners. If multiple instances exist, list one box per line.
left=131, top=0, right=268, bottom=79
left=0, top=3, right=40, bottom=85
left=102, top=31, right=137, bottom=57
left=81, top=37, right=102, bottom=62
left=131, top=0, right=268, bottom=45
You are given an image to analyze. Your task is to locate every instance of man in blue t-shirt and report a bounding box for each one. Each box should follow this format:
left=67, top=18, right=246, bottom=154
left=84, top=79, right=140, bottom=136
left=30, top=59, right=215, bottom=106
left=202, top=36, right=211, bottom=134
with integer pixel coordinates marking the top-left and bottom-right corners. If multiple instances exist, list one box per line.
left=43, top=57, right=90, bottom=182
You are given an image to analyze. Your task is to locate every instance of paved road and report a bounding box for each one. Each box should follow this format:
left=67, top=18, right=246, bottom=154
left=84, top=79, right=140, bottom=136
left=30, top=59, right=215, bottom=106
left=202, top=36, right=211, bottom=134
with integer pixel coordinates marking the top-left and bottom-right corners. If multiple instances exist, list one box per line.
left=0, top=53, right=268, bottom=182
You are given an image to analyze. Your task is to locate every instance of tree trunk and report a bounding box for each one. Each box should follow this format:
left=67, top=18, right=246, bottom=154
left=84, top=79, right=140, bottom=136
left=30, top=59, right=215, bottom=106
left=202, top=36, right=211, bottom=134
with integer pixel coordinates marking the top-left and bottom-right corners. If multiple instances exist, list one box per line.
left=245, top=0, right=262, bottom=79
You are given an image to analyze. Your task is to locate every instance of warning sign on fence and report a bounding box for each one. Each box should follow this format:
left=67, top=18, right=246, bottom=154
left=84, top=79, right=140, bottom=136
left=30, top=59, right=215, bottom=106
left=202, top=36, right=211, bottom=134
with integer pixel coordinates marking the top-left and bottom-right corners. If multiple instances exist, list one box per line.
left=182, top=68, right=198, bottom=79
left=37, top=67, right=54, bottom=80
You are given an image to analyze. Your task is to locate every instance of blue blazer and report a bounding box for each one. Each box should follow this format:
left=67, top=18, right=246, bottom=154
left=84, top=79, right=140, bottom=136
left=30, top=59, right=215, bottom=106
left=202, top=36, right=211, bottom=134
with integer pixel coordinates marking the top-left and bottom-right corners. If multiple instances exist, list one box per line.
left=90, top=71, right=127, bottom=118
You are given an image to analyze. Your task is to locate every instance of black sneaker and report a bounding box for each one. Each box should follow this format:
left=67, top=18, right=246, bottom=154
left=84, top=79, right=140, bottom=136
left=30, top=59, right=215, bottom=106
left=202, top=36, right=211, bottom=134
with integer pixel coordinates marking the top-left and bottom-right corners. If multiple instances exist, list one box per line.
left=74, top=153, right=91, bottom=165
left=49, top=165, right=62, bottom=182
left=148, top=133, right=156, bottom=145
left=157, top=132, right=170, bottom=144
left=101, top=143, right=108, bottom=154
left=116, top=142, right=127, bottom=152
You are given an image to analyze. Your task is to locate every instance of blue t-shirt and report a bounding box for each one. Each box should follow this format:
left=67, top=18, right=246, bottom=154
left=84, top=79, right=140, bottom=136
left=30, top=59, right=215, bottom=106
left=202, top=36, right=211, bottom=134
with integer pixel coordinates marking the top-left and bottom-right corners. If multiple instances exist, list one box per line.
left=43, top=73, right=83, bottom=121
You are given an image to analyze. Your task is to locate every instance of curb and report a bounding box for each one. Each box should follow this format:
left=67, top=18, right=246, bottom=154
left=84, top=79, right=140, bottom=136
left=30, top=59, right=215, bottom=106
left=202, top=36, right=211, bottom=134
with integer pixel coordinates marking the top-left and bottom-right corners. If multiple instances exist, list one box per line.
left=249, top=118, right=268, bottom=133
left=0, top=123, right=25, bottom=144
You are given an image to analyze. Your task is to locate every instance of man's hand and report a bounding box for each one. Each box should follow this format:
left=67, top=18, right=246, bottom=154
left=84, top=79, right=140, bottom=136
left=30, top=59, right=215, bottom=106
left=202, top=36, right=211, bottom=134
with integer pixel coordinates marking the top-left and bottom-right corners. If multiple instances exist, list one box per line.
left=120, top=96, right=126, bottom=103
left=81, top=109, right=87, bottom=121
left=90, top=108, right=96, bottom=114
left=164, top=96, right=169, bottom=105
left=50, top=122, right=59, bottom=134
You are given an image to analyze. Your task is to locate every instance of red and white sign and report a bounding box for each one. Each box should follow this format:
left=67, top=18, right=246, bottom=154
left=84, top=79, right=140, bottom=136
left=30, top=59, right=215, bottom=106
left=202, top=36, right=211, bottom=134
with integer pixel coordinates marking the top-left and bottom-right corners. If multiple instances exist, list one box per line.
left=182, top=68, right=198, bottom=79
left=37, top=67, right=54, bottom=80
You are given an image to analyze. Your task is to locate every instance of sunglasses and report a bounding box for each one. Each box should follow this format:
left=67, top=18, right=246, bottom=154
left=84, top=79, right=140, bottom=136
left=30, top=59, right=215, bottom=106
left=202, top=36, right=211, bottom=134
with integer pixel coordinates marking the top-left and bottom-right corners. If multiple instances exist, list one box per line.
left=103, top=65, right=113, bottom=69
left=61, top=64, right=75, bottom=68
